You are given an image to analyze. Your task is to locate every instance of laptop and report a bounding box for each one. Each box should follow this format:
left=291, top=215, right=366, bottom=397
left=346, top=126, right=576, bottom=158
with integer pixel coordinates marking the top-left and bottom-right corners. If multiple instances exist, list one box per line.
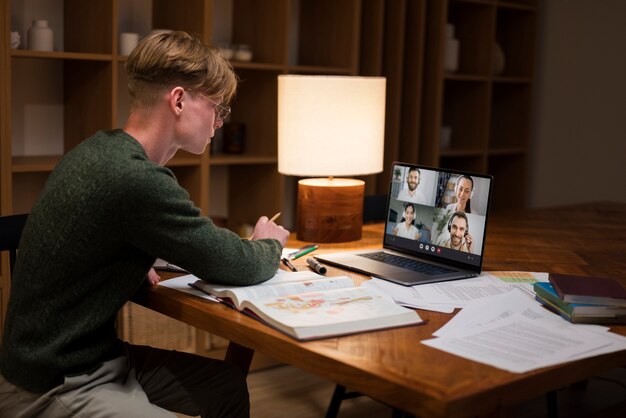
left=315, top=163, right=493, bottom=286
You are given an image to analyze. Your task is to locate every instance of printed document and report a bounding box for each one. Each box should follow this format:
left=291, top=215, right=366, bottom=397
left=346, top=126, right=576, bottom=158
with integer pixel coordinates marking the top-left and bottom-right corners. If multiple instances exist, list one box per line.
left=423, top=289, right=626, bottom=373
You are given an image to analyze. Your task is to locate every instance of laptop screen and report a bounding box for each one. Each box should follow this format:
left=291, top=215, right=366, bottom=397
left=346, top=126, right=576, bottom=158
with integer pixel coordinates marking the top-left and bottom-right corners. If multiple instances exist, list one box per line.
left=383, top=163, right=493, bottom=269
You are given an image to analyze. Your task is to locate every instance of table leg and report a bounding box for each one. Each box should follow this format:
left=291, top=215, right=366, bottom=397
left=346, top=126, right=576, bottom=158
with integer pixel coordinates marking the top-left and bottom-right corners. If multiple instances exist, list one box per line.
left=224, top=341, right=255, bottom=376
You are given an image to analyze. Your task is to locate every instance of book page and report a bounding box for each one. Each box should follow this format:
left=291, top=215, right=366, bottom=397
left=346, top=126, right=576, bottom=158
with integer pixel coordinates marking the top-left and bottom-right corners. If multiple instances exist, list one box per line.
left=242, top=286, right=421, bottom=332
left=191, top=270, right=358, bottom=308
left=225, top=276, right=356, bottom=308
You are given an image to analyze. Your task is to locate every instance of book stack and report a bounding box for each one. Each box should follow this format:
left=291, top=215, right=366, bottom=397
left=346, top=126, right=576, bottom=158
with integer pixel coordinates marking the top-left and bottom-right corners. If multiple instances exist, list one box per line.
left=533, top=274, right=626, bottom=324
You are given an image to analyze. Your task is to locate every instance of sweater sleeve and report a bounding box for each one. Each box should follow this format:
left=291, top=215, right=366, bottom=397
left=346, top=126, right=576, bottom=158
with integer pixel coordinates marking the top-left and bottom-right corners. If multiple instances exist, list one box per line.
left=119, top=157, right=282, bottom=285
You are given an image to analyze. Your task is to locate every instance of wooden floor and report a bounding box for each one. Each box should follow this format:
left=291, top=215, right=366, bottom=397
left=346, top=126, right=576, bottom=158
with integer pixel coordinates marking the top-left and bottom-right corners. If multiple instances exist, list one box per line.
left=247, top=365, right=391, bottom=418
left=174, top=364, right=626, bottom=418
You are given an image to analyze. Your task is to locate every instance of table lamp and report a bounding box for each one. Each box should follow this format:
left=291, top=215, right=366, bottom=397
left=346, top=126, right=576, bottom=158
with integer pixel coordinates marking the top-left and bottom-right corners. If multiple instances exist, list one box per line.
left=278, top=75, right=386, bottom=243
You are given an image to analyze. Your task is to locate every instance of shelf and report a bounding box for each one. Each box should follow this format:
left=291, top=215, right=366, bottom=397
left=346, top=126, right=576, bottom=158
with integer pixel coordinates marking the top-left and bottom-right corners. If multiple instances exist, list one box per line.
left=498, top=1, right=537, bottom=12
left=11, top=50, right=112, bottom=61
left=442, top=79, right=490, bottom=149
left=209, top=154, right=277, bottom=166
left=492, top=76, right=532, bottom=84
left=286, top=65, right=354, bottom=75
left=490, top=82, right=532, bottom=149
left=12, top=155, right=61, bottom=173
left=447, top=1, right=495, bottom=76
left=495, top=6, right=536, bottom=78
left=444, top=73, right=490, bottom=82
left=439, top=148, right=485, bottom=157
left=166, top=152, right=202, bottom=168
left=12, top=152, right=209, bottom=172
left=453, top=0, right=495, bottom=5
left=231, top=61, right=285, bottom=72
left=487, top=147, right=526, bottom=156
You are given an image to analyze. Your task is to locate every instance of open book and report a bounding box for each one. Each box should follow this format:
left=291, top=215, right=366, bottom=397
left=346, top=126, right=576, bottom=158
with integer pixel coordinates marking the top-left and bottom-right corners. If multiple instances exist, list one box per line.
left=190, top=270, right=423, bottom=340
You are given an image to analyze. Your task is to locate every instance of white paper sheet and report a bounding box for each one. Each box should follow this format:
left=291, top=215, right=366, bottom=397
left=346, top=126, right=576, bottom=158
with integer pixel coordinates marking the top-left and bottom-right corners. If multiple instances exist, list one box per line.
left=411, top=272, right=548, bottom=308
left=423, top=290, right=626, bottom=373
left=365, top=278, right=456, bottom=313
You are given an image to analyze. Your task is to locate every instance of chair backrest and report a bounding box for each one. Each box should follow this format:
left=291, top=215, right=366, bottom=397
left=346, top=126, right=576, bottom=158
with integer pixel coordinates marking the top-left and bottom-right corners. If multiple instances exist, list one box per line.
left=363, top=194, right=387, bottom=224
left=0, top=213, right=29, bottom=278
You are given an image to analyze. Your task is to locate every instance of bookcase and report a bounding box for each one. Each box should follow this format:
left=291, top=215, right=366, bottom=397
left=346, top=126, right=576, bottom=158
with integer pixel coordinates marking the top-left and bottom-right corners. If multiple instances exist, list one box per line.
left=0, top=0, right=538, bottom=357
left=0, top=0, right=363, bottom=356
left=419, top=0, right=537, bottom=211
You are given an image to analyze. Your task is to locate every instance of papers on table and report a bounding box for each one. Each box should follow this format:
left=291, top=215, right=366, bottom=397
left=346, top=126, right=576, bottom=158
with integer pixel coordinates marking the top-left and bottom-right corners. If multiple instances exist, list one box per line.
left=367, top=271, right=548, bottom=313
left=422, top=289, right=626, bottom=373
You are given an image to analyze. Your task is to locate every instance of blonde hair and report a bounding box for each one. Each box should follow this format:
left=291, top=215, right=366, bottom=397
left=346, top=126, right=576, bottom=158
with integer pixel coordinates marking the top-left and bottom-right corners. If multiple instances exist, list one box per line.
left=126, top=31, right=237, bottom=108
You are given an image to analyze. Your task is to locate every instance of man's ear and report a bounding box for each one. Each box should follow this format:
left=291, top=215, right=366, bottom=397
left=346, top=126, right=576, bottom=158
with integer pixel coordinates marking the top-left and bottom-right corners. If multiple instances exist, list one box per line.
left=170, top=87, right=185, bottom=115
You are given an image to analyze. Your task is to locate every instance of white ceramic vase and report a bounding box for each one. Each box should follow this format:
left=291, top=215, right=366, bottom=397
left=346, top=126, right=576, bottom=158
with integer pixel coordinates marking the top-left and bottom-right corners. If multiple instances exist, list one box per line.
left=28, top=20, right=54, bottom=51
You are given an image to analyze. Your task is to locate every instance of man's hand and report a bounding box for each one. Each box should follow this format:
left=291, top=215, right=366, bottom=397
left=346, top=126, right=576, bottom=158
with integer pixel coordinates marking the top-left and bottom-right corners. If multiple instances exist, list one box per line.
left=464, top=233, right=474, bottom=253
left=251, top=216, right=290, bottom=247
left=146, top=267, right=161, bottom=286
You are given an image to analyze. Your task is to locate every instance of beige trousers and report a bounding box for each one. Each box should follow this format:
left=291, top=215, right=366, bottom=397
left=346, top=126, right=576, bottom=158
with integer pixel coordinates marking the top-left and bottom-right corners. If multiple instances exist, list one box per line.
left=0, top=344, right=249, bottom=418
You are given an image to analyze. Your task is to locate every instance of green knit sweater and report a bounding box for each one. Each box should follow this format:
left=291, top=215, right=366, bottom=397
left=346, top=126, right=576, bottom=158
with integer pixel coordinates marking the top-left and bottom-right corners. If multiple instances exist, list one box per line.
left=0, top=130, right=281, bottom=392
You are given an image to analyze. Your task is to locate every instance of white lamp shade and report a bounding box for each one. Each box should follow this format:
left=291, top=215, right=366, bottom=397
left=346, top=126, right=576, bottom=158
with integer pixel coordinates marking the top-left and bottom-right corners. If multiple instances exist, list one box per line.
left=278, top=75, right=386, bottom=177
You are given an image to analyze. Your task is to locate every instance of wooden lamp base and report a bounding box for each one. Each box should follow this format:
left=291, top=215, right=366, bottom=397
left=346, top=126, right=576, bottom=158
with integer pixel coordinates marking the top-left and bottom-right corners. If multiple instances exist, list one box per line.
left=297, top=178, right=364, bottom=243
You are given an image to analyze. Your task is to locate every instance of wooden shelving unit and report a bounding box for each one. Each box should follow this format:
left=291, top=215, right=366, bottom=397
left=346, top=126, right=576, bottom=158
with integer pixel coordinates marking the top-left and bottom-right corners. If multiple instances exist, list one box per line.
left=1, top=0, right=537, bottom=356
left=418, top=0, right=536, bottom=211
left=0, top=0, right=364, bottom=358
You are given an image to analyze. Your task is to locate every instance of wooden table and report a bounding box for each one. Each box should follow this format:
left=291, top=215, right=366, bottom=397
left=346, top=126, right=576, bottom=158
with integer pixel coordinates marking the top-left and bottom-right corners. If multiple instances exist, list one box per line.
left=132, top=202, right=626, bottom=417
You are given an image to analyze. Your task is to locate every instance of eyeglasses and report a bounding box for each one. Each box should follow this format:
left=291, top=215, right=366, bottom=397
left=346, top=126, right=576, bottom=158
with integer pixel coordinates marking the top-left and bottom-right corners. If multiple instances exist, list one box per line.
left=206, top=98, right=231, bottom=122
left=186, top=89, right=231, bottom=122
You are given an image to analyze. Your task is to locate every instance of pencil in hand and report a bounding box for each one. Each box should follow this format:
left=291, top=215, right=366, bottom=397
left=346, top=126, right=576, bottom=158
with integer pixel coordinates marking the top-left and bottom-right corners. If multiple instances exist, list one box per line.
left=248, top=212, right=281, bottom=240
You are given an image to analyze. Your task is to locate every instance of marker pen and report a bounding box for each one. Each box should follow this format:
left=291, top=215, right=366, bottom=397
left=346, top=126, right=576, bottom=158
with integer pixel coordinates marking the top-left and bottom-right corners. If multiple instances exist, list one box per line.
left=287, top=244, right=319, bottom=260
left=281, top=257, right=298, bottom=272
left=306, top=257, right=327, bottom=275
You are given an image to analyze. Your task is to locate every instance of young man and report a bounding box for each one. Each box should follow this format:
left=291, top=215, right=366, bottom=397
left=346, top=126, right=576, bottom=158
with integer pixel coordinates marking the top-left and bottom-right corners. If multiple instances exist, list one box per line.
left=443, top=211, right=473, bottom=253
left=0, top=31, right=289, bottom=417
left=397, top=166, right=426, bottom=203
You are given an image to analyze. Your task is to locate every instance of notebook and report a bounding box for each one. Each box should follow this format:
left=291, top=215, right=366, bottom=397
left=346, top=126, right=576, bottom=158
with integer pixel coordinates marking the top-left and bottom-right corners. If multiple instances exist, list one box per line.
left=315, top=163, right=493, bottom=286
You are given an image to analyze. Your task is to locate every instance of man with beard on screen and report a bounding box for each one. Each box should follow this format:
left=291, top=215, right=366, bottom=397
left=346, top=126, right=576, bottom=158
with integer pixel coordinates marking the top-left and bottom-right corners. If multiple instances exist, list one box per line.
left=397, top=166, right=426, bottom=203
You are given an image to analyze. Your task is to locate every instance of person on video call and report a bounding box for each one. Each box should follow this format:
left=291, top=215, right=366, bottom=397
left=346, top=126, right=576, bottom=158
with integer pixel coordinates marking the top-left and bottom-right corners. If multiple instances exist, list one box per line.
left=392, top=203, right=421, bottom=240
left=397, top=166, right=426, bottom=203
left=0, top=31, right=290, bottom=418
left=442, top=211, right=473, bottom=253
left=446, top=174, right=474, bottom=214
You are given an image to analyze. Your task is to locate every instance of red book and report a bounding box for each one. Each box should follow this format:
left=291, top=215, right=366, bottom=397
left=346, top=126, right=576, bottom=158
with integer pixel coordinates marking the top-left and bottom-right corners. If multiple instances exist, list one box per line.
left=548, top=274, right=626, bottom=307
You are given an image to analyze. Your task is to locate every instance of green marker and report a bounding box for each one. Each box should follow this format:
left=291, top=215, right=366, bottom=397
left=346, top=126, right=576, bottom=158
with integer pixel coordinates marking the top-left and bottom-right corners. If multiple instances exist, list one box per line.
left=287, top=244, right=319, bottom=260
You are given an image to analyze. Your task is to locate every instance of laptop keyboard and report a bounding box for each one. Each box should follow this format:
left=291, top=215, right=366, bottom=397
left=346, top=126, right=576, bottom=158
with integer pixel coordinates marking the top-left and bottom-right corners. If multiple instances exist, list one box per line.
left=358, top=252, right=456, bottom=276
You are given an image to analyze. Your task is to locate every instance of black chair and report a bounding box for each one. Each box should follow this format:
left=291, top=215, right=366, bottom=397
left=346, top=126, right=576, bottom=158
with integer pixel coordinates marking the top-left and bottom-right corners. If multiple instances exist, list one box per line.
left=363, top=194, right=388, bottom=224
left=0, top=213, right=28, bottom=278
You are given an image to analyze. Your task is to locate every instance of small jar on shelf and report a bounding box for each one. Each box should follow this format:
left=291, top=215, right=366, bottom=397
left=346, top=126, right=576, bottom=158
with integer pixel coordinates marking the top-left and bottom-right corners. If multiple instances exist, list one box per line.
left=28, top=20, right=54, bottom=51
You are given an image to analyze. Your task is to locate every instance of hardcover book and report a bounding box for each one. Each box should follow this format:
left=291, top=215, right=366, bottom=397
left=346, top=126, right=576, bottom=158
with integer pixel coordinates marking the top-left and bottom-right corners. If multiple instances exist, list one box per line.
left=190, top=270, right=424, bottom=340
left=548, top=274, right=626, bottom=307
left=534, top=282, right=626, bottom=324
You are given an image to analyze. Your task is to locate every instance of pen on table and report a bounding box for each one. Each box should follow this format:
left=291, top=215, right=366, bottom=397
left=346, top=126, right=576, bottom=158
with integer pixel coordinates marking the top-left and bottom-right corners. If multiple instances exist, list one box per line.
left=248, top=212, right=281, bottom=240
left=281, top=257, right=298, bottom=272
left=287, top=244, right=319, bottom=260
left=306, top=257, right=327, bottom=275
